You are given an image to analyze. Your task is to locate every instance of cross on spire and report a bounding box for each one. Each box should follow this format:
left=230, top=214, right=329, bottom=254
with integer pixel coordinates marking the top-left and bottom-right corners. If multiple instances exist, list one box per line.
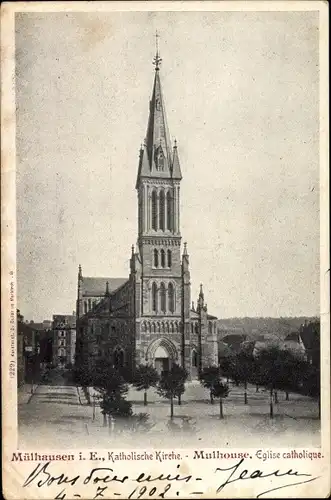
left=156, top=30, right=159, bottom=53
left=152, top=30, right=162, bottom=70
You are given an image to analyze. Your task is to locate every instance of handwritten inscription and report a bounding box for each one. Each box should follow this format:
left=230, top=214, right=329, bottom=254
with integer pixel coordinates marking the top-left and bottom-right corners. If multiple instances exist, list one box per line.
left=21, top=459, right=319, bottom=498
left=215, top=458, right=319, bottom=497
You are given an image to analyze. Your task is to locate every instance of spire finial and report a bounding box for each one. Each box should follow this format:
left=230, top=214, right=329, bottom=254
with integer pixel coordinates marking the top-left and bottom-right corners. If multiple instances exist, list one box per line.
left=105, top=281, right=110, bottom=296
left=152, top=30, right=162, bottom=70
left=174, top=138, right=177, bottom=148
left=183, top=241, right=188, bottom=255
left=131, top=244, right=135, bottom=256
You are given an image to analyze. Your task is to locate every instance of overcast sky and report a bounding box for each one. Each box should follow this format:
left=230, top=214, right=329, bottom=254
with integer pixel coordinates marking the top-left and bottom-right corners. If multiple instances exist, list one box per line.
left=15, top=10, right=320, bottom=322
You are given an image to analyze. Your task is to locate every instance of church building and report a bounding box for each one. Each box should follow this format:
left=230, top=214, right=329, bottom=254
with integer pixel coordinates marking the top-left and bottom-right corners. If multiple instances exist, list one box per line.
left=75, top=48, right=218, bottom=379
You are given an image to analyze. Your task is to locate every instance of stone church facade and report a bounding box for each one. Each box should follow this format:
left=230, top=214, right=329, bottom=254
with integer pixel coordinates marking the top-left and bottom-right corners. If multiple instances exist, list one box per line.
left=75, top=52, right=218, bottom=379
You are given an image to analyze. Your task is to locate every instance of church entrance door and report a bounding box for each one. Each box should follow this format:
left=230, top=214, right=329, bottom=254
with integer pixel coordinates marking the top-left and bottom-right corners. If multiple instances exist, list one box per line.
left=155, top=357, right=170, bottom=377
left=154, top=345, right=171, bottom=377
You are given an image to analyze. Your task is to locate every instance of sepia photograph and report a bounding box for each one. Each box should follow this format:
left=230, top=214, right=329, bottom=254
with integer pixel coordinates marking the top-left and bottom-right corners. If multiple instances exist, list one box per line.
left=14, top=8, right=323, bottom=450
left=1, top=2, right=329, bottom=498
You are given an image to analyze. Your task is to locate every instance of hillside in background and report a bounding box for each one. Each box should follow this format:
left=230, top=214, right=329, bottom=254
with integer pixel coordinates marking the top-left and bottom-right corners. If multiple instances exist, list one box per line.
left=217, top=317, right=319, bottom=341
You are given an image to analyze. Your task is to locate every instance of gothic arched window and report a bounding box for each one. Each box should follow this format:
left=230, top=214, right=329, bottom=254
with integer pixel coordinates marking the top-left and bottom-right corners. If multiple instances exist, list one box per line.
left=114, top=348, right=124, bottom=369
left=88, top=299, right=92, bottom=311
left=138, top=194, right=143, bottom=232
left=192, top=349, right=198, bottom=367
left=167, top=249, right=172, bottom=268
left=208, top=321, right=213, bottom=334
left=119, top=350, right=124, bottom=368
left=155, top=145, right=165, bottom=171
left=168, top=283, right=175, bottom=313
left=152, top=191, right=157, bottom=230
left=152, top=283, right=158, bottom=313
left=84, top=301, right=88, bottom=314
left=166, top=191, right=172, bottom=231
left=159, top=190, right=165, bottom=230
left=160, top=249, right=165, bottom=268
left=160, top=283, right=166, bottom=313
left=191, top=323, right=194, bottom=334
left=195, top=323, right=199, bottom=334
left=153, top=249, right=159, bottom=268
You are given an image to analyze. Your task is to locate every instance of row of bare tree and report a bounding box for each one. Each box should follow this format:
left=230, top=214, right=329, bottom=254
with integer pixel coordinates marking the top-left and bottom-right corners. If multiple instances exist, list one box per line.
left=73, top=345, right=320, bottom=426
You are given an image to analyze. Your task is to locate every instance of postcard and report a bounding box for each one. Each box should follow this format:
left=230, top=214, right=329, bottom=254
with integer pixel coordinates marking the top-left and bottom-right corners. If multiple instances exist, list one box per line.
left=1, top=1, right=329, bottom=498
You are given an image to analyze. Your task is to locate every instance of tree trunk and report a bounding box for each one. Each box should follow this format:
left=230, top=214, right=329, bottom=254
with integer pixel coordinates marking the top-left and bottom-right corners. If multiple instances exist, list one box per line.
left=144, top=390, right=148, bottom=406
left=244, top=381, right=248, bottom=405
left=256, top=385, right=259, bottom=393
left=103, top=413, right=107, bottom=427
left=274, top=391, right=279, bottom=404
left=170, top=396, right=174, bottom=419
left=269, top=389, right=274, bottom=418
left=108, top=415, right=112, bottom=434
left=210, top=390, right=214, bottom=405
left=219, top=398, right=224, bottom=419
left=178, top=393, right=182, bottom=405
left=285, top=391, right=289, bottom=401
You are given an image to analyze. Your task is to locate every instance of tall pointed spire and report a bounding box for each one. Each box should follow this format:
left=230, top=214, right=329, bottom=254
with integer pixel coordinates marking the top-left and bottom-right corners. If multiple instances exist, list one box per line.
left=172, top=138, right=182, bottom=179
left=136, top=34, right=182, bottom=188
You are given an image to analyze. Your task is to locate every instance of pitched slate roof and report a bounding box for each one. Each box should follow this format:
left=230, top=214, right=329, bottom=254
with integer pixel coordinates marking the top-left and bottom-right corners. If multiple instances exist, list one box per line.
left=81, top=277, right=128, bottom=297
left=190, top=309, right=218, bottom=320
left=190, top=309, right=199, bottom=319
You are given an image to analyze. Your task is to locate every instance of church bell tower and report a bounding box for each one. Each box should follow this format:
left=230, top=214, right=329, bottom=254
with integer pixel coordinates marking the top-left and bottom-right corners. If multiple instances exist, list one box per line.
left=134, top=35, right=190, bottom=371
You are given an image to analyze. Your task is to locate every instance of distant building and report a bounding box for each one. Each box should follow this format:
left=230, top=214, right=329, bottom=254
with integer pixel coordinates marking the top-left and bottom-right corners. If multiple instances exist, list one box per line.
left=251, top=332, right=306, bottom=358
left=299, top=320, right=320, bottom=367
left=218, top=326, right=247, bottom=353
left=52, top=314, right=76, bottom=367
left=16, top=315, right=52, bottom=385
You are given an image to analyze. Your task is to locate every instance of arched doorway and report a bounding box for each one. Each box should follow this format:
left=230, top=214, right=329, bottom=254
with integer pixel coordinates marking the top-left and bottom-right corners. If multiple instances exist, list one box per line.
left=154, top=345, right=170, bottom=376
left=146, top=338, right=178, bottom=377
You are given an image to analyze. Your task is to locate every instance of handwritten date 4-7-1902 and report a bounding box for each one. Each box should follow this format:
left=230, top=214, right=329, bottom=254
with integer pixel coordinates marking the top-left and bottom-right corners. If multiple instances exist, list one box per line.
left=54, top=484, right=173, bottom=499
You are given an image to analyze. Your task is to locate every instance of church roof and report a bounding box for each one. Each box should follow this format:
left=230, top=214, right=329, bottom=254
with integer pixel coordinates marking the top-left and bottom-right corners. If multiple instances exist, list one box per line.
left=81, top=277, right=128, bottom=297
left=189, top=309, right=218, bottom=320
left=190, top=309, right=199, bottom=319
